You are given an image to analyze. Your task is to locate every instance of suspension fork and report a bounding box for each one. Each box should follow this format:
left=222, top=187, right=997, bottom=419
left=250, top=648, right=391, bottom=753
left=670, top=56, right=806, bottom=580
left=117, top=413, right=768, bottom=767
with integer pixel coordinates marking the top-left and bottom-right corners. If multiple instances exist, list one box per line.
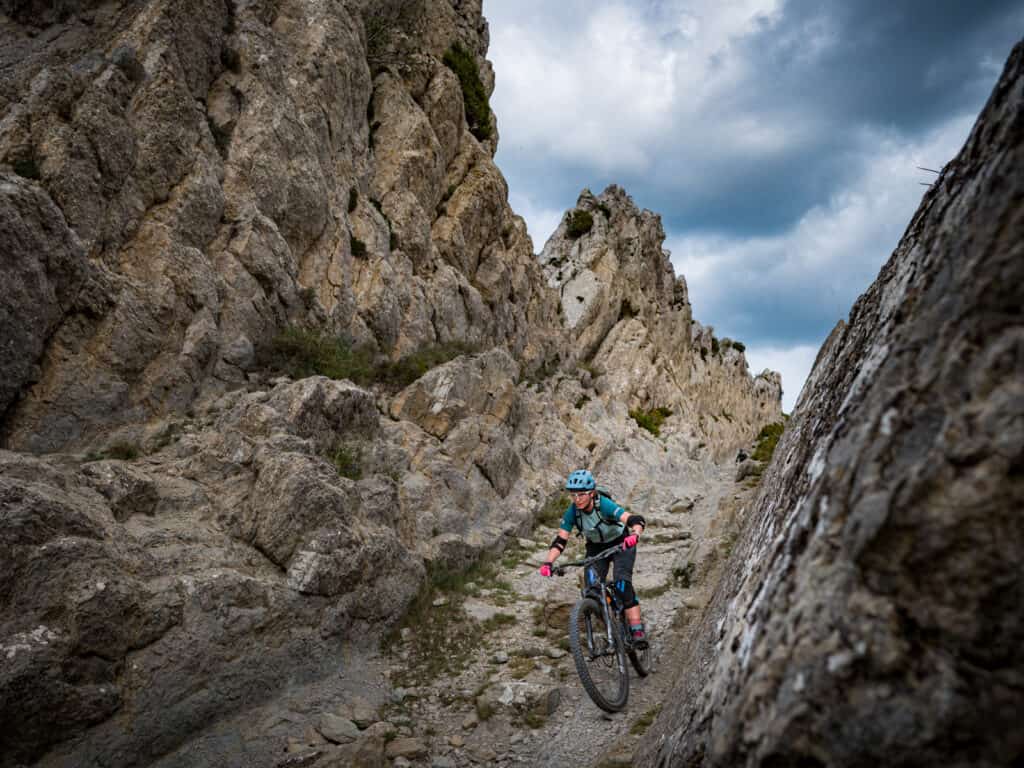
left=581, top=585, right=617, bottom=654
left=600, top=586, right=617, bottom=645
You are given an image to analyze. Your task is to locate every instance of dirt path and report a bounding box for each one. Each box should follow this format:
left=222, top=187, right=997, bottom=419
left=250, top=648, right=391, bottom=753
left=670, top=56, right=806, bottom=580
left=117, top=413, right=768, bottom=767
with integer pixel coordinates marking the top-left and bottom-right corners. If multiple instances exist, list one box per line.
left=373, top=460, right=755, bottom=768
left=182, top=462, right=755, bottom=768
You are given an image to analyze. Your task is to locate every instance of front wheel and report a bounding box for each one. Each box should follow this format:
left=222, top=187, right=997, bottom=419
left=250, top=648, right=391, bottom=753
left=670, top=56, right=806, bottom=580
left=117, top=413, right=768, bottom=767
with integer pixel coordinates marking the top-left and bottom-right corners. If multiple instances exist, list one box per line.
left=569, top=597, right=629, bottom=712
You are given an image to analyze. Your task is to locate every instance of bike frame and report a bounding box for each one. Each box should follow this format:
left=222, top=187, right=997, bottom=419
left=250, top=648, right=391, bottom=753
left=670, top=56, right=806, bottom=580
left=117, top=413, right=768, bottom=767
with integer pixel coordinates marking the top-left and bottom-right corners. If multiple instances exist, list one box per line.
left=556, top=547, right=630, bottom=658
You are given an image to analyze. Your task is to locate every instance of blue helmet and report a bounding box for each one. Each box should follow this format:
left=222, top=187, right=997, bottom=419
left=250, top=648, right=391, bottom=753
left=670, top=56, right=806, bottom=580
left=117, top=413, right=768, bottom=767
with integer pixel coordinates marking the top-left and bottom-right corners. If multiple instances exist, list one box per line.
left=565, top=469, right=596, bottom=491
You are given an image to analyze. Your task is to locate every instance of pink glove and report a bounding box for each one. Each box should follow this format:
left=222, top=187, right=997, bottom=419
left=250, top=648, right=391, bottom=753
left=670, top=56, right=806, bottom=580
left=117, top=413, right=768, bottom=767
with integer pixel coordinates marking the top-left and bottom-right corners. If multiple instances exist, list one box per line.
left=623, top=534, right=639, bottom=549
left=538, top=564, right=552, bottom=577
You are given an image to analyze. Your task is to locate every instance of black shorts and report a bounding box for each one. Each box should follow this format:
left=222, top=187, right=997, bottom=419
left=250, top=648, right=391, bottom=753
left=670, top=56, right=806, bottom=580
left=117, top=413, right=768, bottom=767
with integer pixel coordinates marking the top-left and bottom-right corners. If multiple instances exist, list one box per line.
left=585, top=536, right=636, bottom=585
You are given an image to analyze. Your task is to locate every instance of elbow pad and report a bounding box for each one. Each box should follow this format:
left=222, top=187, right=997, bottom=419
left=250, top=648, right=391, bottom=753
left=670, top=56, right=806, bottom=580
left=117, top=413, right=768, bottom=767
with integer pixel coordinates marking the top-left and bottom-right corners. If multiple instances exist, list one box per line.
left=628, top=514, right=646, bottom=530
left=549, top=535, right=567, bottom=552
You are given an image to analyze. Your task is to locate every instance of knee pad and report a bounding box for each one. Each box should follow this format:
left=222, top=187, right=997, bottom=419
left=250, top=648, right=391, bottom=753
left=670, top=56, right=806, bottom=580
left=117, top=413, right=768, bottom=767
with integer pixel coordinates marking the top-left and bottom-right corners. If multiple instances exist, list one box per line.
left=614, top=579, right=639, bottom=609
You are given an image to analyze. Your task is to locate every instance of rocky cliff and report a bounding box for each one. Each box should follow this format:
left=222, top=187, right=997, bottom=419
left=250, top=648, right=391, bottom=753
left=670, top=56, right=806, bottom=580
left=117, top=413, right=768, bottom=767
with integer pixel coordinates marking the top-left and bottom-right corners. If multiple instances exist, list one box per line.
left=638, top=40, right=1024, bottom=768
left=0, top=1, right=780, bottom=765
left=540, top=185, right=781, bottom=459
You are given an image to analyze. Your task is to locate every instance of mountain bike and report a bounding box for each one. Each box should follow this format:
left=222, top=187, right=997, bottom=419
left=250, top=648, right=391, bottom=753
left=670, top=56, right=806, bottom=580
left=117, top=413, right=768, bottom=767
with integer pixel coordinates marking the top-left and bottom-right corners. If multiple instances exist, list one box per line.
left=551, top=545, right=652, bottom=712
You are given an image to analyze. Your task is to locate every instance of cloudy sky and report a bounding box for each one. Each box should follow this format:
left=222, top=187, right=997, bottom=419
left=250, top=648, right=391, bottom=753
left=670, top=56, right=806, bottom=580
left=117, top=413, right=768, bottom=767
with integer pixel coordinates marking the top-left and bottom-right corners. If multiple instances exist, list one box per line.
left=485, top=0, right=1022, bottom=411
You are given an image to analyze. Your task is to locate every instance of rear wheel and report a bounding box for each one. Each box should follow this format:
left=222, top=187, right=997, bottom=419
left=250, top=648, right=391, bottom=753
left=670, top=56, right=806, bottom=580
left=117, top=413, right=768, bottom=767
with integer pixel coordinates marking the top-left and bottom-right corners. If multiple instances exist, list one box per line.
left=569, top=597, right=629, bottom=712
left=627, top=630, right=652, bottom=677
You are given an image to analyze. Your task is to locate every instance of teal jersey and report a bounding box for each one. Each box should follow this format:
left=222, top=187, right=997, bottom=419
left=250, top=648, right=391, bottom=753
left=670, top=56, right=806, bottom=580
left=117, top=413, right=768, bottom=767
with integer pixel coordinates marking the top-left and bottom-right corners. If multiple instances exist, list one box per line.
left=560, top=494, right=626, bottom=543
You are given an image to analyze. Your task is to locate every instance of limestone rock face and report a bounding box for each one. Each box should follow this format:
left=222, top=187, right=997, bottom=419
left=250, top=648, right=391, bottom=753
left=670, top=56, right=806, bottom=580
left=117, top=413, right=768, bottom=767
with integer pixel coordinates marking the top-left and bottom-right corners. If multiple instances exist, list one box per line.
left=0, top=0, right=560, bottom=453
left=638, top=41, right=1024, bottom=768
left=540, top=186, right=782, bottom=457
left=0, top=377, right=423, bottom=766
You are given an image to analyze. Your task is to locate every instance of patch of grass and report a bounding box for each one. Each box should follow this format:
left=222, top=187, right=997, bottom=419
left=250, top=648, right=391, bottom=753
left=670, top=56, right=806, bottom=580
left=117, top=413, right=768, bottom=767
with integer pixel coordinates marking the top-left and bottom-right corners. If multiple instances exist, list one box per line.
left=752, top=421, right=785, bottom=463
left=106, top=442, right=140, bottom=461
left=347, top=187, right=358, bottom=212
left=481, top=612, right=517, bottom=632
left=672, top=562, right=695, bottom=588
left=522, top=711, right=546, bottom=729
left=565, top=209, right=593, bottom=239
left=262, top=328, right=476, bottom=391
left=501, top=544, right=527, bottom=570
left=476, top=697, right=496, bottom=721
left=85, top=441, right=141, bottom=462
left=443, top=43, right=492, bottom=141
left=262, top=327, right=376, bottom=384
left=329, top=444, right=362, bottom=480
left=597, top=202, right=612, bottom=219
left=733, top=340, right=746, bottom=353
left=537, top=493, right=569, bottom=529
left=711, top=336, right=720, bottom=356
left=629, top=406, right=673, bottom=437
left=630, top=703, right=662, bottom=736
left=508, top=656, right=536, bottom=680
left=377, top=341, right=478, bottom=390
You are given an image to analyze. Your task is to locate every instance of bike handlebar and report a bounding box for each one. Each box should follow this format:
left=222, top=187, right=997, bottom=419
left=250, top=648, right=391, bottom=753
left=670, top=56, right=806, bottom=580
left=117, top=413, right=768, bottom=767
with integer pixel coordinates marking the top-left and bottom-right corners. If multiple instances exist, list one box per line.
left=549, top=544, right=623, bottom=576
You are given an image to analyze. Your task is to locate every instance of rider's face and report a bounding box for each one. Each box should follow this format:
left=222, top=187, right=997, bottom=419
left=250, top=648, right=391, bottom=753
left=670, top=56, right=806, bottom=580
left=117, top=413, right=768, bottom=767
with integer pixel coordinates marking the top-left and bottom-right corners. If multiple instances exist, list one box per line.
left=571, top=490, right=594, bottom=510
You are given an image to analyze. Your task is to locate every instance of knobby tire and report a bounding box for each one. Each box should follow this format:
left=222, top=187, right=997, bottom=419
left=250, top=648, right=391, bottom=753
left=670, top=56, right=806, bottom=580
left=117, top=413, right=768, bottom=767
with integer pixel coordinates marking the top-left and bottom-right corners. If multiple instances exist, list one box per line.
left=627, top=638, right=652, bottom=678
left=569, top=597, right=629, bottom=712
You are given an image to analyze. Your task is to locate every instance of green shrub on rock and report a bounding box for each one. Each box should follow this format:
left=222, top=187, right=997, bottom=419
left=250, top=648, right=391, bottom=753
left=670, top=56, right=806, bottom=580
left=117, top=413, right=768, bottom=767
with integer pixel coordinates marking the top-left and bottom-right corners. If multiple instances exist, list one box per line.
left=264, top=328, right=376, bottom=384
left=443, top=43, right=492, bottom=141
left=752, top=422, right=785, bottom=462
left=629, top=406, right=673, bottom=437
left=566, top=209, right=593, bottom=238
left=262, top=328, right=478, bottom=392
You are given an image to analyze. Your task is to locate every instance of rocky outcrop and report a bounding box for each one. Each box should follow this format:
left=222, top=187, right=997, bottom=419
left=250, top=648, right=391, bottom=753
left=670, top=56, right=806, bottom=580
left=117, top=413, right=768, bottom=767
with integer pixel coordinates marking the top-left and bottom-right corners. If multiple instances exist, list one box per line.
left=0, top=376, right=424, bottom=766
left=639, top=40, right=1024, bottom=768
left=541, top=186, right=782, bottom=458
left=0, top=0, right=560, bottom=453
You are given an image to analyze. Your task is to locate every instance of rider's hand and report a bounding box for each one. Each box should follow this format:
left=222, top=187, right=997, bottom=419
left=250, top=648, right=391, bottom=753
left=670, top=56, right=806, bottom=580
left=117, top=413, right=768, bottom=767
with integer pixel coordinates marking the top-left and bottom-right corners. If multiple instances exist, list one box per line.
left=539, top=563, right=553, bottom=577
left=623, top=534, right=639, bottom=549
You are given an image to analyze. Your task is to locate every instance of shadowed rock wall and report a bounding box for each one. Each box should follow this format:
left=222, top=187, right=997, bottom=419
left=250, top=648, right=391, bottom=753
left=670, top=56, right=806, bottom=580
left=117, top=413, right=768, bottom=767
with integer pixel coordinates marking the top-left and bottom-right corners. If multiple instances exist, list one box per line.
left=638, top=39, right=1024, bottom=768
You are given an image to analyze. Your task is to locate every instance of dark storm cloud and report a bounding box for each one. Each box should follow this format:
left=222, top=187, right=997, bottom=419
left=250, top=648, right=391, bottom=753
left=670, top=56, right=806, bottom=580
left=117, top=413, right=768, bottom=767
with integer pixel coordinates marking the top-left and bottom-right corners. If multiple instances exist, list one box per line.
left=739, top=0, right=1024, bottom=133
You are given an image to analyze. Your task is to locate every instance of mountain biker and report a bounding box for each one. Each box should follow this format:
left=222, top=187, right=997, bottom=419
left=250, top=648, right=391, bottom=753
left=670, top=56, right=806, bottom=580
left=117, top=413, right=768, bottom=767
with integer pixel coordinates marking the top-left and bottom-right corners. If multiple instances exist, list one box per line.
left=538, top=469, right=648, bottom=648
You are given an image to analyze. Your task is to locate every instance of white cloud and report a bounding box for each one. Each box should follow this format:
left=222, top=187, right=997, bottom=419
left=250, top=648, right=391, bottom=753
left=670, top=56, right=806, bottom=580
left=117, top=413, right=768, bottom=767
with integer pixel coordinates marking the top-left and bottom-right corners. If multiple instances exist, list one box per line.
left=488, top=0, right=784, bottom=175
left=667, top=112, right=977, bottom=343
left=744, top=343, right=820, bottom=414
